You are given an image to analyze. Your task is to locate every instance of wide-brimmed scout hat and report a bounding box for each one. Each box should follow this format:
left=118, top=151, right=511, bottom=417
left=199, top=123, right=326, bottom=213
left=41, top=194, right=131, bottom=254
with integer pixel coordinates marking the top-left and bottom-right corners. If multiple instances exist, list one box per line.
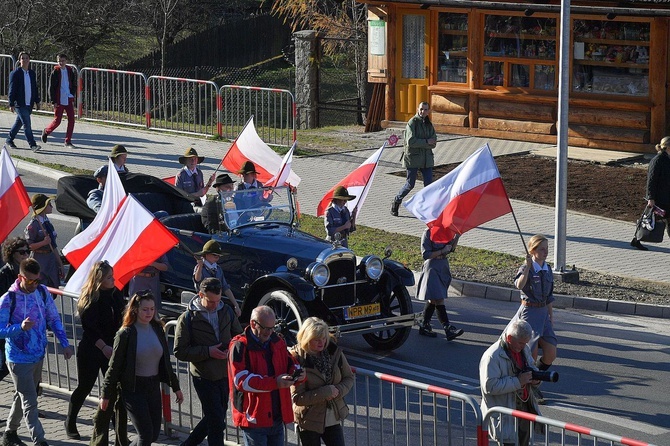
left=213, top=174, right=234, bottom=187
left=93, top=165, right=108, bottom=178
left=332, top=186, right=356, bottom=201
left=237, top=161, right=258, bottom=175
left=195, top=240, right=223, bottom=256
left=31, top=193, right=56, bottom=215
left=178, top=147, right=205, bottom=165
left=109, top=144, right=128, bottom=159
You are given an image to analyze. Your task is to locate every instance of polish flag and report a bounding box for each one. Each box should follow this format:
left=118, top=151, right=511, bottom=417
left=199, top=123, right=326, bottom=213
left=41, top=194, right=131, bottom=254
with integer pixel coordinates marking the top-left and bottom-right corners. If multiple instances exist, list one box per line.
left=63, top=159, right=126, bottom=268
left=405, top=144, right=512, bottom=243
left=64, top=195, right=179, bottom=293
left=222, top=117, right=301, bottom=186
left=162, top=176, right=176, bottom=185
left=265, top=141, right=297, bottom=188
left=0, top=147, right=32, bottom=242
left=316, top=143, right=386, bottom=218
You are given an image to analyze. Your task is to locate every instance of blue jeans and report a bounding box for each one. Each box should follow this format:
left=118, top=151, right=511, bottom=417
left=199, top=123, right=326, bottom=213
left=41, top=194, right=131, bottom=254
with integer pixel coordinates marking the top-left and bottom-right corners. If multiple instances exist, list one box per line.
left=183, top=377, right=228, bottom=446
left=395, top=167, right=433, bottom=202
left=123, top=376, right=162, bottom=446
left=241, top=419, right=284, bottom=446
left=7, top=106, right=36, bottom=146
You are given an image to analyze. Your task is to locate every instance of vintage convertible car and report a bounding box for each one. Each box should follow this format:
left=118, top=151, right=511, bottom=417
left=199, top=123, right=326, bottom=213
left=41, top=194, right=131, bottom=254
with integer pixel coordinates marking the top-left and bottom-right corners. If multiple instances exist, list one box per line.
left=56, top=174, right=418, bottom=350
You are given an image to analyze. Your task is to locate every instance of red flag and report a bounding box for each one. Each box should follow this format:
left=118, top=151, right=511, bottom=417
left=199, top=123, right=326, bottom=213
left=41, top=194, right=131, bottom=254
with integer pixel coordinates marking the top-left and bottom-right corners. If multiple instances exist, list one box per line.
left=405, top=144, right=512, bottom=243
left=64, top=195, right=178, bottom=293
left=222, top=117, right=301, bottom=186
left=63, top=159, right=126, bottom=268
left=0, top=147, right=32, bottom=241
left=162, top=176, right=176, bottom=185
left=317, top=143, right=386, bottom=218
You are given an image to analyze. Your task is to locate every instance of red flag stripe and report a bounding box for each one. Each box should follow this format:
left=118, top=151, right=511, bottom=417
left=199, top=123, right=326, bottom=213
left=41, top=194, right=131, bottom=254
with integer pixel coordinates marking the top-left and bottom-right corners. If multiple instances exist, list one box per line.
left=0, top=176, right=32, bottom=241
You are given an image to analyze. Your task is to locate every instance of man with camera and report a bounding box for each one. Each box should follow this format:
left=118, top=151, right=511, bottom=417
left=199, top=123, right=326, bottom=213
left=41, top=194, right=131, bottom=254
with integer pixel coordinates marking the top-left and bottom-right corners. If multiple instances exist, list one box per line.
left=228, top=305, right=305, bottom=446
left=173, top=278, right=243, bottom=446
left=480, top=319, right=543, bottom=446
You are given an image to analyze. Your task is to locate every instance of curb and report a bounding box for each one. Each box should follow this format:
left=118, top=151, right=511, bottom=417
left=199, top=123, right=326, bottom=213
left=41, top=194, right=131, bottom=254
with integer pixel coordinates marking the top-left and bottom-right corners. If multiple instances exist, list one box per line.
left=18, top=159, right=670, bottom=320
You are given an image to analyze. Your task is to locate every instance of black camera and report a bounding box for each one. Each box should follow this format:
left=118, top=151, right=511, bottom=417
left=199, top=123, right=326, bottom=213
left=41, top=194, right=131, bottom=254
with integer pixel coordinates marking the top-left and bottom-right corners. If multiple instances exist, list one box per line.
left=522, top=367, right=559, bottom=382
left=291, top=366, right=302, bottom=381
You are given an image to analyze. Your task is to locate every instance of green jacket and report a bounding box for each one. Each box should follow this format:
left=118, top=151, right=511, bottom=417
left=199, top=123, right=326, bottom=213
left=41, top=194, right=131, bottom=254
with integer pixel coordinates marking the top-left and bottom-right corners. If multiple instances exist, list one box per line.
left=401, top=113, right=437, bottom=169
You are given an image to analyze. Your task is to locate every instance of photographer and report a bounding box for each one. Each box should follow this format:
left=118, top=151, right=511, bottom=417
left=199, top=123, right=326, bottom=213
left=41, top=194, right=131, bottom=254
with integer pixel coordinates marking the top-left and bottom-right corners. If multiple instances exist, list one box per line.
left=480, top=319, right=542, bottom=446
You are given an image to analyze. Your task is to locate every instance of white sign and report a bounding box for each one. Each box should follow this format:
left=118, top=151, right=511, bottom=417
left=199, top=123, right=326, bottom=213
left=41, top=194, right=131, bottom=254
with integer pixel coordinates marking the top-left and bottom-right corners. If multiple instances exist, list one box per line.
left=369, top=20, right=386, bottom=56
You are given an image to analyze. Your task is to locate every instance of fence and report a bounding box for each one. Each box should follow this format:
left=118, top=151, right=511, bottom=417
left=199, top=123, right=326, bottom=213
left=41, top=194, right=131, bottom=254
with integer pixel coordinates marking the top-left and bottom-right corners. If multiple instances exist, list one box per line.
left=0, top=54, right=295, bottom=148
left=35, top=287, right=658, bottom=446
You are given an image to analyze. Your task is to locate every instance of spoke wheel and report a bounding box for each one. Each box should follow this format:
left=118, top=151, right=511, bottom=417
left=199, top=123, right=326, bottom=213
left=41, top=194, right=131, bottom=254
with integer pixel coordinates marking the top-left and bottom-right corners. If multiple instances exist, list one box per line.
left=362, top=285, right=413, bottom=351
left=258, top=289, right=308, bottom=346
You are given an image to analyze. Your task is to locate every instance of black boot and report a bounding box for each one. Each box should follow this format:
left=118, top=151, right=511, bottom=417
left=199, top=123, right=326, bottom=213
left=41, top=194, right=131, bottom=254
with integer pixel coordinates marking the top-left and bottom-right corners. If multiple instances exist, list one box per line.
left=391, top=199, right=401, bottom=217
left=65, top=403, right=81, bottom=440
left=533, top=358, right=551, bottom=404
left=436, top=305, right=464, bottom=341
left=630, top=237, right=648, bottom=251
left=419, top=303, right=437, bottom=337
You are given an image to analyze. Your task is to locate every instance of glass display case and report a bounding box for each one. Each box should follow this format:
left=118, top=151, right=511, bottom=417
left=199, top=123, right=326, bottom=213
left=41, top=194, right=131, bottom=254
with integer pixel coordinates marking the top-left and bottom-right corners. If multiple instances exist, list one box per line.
left=438, top=12, right=468, bottom=83
left=482, top=14, right=557, bottom=90
left=572, top=19, right=650, bottom=96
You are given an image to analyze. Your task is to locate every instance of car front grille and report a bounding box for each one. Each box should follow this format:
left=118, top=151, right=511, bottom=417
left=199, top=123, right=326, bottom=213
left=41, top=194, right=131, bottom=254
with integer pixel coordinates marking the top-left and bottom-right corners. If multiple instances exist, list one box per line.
left=321, top=257, right=356, bottom=308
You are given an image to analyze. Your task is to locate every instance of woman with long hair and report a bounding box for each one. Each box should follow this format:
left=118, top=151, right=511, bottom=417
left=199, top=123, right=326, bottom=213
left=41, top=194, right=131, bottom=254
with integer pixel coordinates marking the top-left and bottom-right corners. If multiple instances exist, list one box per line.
left=100, top=291, right=183, bottom=445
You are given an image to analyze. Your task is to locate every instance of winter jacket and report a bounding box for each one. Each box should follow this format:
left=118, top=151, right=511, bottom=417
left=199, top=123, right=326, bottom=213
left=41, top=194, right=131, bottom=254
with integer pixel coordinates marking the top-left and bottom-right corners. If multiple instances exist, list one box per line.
left=101, top=321, right=180, bottom=399
left=49, top=65, right=76, bottom=105
left=401, top=113, right=436, bottom=169
left=646, top=150, right=670, bottom=211
left=79, top=288, right=126, bottom=350
left=479, top=337, right=541, bottom=443
left=289, top=341, right=353, bottom=434
left=228, top=326, right=298, bottom=428
left=173, top=296, right=243, bottom=381
left=0, top=281, right=69, bottom=364
left=8, top=67, right=40, bottom=108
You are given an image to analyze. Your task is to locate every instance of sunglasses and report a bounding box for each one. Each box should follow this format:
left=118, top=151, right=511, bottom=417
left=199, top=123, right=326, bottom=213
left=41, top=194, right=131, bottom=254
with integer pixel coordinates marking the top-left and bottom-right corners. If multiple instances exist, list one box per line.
left=20, top=276, right=40, bottom=286
left=253, top=320, right=275, bottom=332
left=15, top=249, right=31, bottom=255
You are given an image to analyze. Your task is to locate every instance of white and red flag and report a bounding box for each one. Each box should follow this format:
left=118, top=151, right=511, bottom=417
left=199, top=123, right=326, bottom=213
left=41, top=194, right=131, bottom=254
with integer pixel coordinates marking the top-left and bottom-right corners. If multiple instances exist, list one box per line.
left=64, top=195, right=178, bottom=293
left=316, top=143, right=386, bottom=217
left=265, top=141, right=297, bottom=188
left=0, top=146, right=32, bottom=242
left=405, top=144, right=512, bottom=243
left=222, top=117, right=301, bottom=186
left=63, top=159, right=126, bottom=268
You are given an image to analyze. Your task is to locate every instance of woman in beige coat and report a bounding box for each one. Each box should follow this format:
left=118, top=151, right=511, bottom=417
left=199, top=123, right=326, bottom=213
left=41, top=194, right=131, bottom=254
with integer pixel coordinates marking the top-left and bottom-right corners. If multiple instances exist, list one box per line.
left=289, top=317, right=354, bottom=446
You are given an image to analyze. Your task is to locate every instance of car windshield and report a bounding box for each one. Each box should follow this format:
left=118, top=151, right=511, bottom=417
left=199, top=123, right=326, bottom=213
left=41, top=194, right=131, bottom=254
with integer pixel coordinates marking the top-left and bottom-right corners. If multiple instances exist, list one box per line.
left=221, top=186, right=295, bottom=228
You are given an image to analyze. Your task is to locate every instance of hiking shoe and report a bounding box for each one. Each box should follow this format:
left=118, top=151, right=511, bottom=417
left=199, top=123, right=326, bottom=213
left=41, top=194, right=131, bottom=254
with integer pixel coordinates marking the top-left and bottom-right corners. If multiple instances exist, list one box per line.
left=64, top=142, right=76, bottom=149
left=532, top=386, right=546, bottom=405
left=30, top=144, right=41, bottom=152
left=2, top=430, right=27, bottom=446
left=5, top=141, right=17, bottom=149
left=630, top=238, right=648, bottom=251
left=391, top=199, right=400, bottom=217
left=445, top=325, right=464, bottom=341
left=418, top=324, right=437, bottom=338
left=41, top=130, right=47, bottom=143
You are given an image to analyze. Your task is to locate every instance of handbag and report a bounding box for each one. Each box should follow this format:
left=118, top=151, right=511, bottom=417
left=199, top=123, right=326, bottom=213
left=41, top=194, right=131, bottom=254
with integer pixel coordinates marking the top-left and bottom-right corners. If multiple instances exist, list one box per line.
left=635, top=207, right=666, bottom=243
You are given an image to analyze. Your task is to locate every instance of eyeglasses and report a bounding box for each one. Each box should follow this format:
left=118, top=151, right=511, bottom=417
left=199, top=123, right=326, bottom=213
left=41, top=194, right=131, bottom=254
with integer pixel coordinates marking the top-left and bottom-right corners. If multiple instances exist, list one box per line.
left=253, top=320, right=275, bottom=332
left=15, top=249, right=30, bottom=255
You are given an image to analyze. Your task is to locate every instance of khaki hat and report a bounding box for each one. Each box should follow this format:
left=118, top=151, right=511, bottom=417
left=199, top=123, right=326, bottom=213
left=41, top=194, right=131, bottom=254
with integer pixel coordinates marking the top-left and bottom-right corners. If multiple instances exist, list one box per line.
left=213, top=174, right=234, bottom=187
left=109, top=144, right=128, bottom=158
left=196, top=240, right=223, bottom=256
left=332, top=186, right=356, bottom=201
left=237, top=161, right=258, bottom=175
left=179, top=147, right=205, bottom=165
left=31, top=193, right=56, bottom=215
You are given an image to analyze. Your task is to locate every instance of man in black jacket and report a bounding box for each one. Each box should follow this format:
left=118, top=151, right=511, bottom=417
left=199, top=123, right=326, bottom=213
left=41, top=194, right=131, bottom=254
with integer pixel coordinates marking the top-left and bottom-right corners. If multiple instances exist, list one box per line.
left=174, top=278, right=243, bottom=446
left=5, top=52, right=41, bottom=152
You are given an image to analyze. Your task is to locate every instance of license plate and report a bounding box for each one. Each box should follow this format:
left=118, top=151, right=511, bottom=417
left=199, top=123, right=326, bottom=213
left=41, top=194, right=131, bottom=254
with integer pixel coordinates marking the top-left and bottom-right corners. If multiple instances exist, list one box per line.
left=344, top=303, right=381, bottom=320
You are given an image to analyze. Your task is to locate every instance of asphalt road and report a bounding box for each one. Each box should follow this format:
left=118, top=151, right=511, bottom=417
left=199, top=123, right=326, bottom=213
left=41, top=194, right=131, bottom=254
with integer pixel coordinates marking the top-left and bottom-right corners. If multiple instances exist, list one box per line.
left=12, top=169, right=670, bottom=445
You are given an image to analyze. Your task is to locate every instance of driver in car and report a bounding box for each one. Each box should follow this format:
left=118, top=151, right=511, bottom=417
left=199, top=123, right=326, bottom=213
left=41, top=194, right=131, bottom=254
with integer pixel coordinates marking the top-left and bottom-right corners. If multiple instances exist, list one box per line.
left=234, top=161, right=273, bottom=223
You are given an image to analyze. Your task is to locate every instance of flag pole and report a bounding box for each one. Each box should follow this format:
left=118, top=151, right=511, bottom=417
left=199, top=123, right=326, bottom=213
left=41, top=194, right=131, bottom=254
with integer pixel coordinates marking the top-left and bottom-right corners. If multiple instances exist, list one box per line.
left=509, top=207, right=529, bottom=256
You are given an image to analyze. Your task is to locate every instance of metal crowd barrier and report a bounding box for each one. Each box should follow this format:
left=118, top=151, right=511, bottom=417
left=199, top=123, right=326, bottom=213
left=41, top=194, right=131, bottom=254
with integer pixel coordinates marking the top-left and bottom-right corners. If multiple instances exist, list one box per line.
left=482, top=406, right=658, bottom=446
left=147, top=76, right=220, bottom=137
left=79, top=68, right=148, bottom=128
left=220, top=85, right=296, bottom=146
left=0, top=54, right=16, bottom=105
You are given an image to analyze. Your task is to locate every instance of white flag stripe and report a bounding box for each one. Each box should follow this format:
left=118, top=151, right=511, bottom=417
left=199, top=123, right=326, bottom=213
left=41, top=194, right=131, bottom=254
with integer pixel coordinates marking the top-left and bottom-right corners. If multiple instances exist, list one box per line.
left=64, top=195, right=155, bottom=293
left=267, top=142, right=296, bottom=187
left=405, top=144, right=500, bottom=223
left=0, top=147, right=20, bottom=196
left=347, top=144, right=385, bottom=219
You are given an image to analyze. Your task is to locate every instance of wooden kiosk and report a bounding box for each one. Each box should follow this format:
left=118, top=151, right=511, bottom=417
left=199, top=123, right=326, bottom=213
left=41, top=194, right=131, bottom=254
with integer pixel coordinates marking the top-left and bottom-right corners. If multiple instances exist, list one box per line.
left=362, top=0, right=670, bottom=152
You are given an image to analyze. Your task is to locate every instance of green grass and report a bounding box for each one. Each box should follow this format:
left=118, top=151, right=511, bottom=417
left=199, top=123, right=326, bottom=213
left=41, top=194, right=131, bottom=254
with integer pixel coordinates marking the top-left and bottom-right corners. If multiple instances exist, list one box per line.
left=15, top=155, right=92, bottom=176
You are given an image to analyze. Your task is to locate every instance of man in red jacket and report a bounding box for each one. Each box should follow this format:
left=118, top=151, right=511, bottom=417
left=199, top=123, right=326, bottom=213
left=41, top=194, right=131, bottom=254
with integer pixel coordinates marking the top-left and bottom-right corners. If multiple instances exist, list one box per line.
left=228, top=305, right=304, bottom=446
left=41, top=53, right=77, bottom=149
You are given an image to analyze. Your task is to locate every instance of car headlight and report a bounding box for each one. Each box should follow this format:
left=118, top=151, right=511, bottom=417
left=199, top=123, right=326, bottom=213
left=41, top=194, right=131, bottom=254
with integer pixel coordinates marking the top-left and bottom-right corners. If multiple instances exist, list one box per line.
left=363, top=256, right=384, bottom=280
left=305, top=262, right=330, bottom=287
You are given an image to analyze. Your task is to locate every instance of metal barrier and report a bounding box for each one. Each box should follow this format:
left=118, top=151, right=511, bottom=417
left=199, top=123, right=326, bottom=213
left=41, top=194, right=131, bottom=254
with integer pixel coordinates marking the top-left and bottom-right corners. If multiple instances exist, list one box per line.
left=0, top=54, right=16, bottom=105
left=147, top=76, right=220, bottom=137
left=482, top=406, right=657, bottom=446
left=220, top=85, right=296, bottom=146
left=79, top=68, right=148, bottom=128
